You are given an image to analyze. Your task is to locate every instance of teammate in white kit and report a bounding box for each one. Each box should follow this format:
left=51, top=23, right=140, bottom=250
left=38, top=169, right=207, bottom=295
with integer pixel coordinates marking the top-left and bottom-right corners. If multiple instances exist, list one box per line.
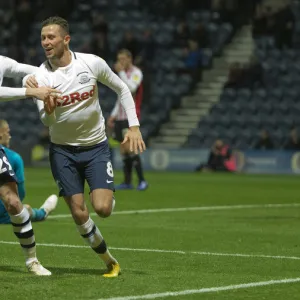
left=0, top=56, right=59, bottom=276
left=27, top=16, right=146, bottom=278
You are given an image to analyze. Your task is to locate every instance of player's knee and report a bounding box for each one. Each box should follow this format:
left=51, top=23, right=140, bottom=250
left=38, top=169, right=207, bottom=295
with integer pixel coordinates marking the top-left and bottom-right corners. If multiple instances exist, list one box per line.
left=94, top=202, right=112, bottom=218
left=70, top=203, right=89, bottom=224
left=5, top=194, right=22, bottom=215
left=0, top=182, right=21, bottom=214
left=73, top=209, right=88, bottom=221
left=95, top=206, right=111, bottom=218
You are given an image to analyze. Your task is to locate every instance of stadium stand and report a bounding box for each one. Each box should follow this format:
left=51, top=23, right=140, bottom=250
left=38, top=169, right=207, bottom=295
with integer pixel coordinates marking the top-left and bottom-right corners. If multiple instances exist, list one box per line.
left=0, top=0, right=236, bottom=151
left=185, top=0, right=300, bottom=149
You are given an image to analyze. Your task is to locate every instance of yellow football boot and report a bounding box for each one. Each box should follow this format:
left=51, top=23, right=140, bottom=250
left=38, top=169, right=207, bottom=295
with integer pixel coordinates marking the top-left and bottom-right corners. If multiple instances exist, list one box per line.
left=103, top=262, right=121, bottom=278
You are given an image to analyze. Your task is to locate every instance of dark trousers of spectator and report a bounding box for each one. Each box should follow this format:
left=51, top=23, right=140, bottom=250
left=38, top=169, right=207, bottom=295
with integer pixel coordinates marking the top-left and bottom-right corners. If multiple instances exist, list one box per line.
left=195, top=162, right=229, bottom=172
left=195, top=152, right=229, bottom=172
left=275, top=30, right=293, bottom=49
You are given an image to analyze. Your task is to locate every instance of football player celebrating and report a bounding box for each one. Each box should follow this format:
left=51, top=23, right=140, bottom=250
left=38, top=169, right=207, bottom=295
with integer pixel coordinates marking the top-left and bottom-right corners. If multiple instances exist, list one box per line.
left=26, top=16, right=146, bottom=278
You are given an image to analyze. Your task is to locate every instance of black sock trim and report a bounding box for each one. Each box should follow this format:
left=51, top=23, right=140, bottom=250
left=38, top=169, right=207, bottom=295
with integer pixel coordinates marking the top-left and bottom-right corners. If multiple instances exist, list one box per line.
left=81, top=225, right=96, bottom=238
left=21, top=242, right=36, bottom=249
left=92, top=240, right=107, bottom=254
left=11, top=218, right=30, bottom=227
left=14, top=229, right=34, bottom=239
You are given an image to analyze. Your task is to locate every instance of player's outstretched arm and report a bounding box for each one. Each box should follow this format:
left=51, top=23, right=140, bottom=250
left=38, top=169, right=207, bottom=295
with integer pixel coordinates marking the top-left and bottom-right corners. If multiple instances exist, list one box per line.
left=0, top=86, right=59, bottom=102
left=95, top=56, right=146, bottom=153
left=0, top=86, right=28, bottom=102
left=2, top=56, right=38, bottom=79
left=94, top=57, right=138, bottom=125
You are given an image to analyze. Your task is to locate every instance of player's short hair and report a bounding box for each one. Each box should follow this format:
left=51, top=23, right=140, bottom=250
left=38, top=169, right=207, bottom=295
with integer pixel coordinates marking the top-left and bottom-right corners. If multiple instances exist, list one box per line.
left=118, top=49, right=132, bottom=58
left=41, top=16, right=69, bottom=35
left=0, top=120, right=8, bottom=129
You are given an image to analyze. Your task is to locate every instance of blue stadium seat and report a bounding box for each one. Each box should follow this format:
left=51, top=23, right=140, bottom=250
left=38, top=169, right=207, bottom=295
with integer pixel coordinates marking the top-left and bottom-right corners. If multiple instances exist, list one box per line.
left=236, top=88, right=251, bottom=101
left=92, top=0, right=109, bottom=9
left=267, top=87, right=283, bottom=101
left=269, top=49, right=281, bottom=60
left=221, top=88, right=236, bottom=102
left=201, top=48, right=213, bottom=68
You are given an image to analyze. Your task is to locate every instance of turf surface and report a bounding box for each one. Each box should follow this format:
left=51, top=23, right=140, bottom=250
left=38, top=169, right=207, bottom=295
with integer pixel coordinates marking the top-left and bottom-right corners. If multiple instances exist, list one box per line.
left=0, top=169, right=300, bottom=299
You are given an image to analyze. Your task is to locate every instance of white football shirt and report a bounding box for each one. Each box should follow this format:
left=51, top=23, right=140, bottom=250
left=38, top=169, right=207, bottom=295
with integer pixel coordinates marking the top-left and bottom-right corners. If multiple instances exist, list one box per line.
left=0, top=55, right=37, bottom=101
left=34, top=51, right=139, bottom=146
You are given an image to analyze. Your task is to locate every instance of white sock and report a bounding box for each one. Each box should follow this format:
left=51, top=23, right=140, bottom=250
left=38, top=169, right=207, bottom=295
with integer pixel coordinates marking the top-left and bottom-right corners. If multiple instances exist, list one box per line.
left=10, top=207, right=38, bottom=266
left=112, top=196, right=116, bottom=213
left=77, top=217, right=116, bottom=265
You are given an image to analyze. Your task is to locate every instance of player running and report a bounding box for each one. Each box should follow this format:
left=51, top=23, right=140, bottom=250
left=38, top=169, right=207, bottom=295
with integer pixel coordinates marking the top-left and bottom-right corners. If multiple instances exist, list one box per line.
left=108, top=49, right=148, bottom=191
left=26, top=16, right=146, bottom=278
left=0, top=119, right=58, bottom=224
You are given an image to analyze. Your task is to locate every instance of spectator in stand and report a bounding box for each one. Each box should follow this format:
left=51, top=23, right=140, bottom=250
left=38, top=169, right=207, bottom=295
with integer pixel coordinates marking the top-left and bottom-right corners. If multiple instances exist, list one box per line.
left=211, top=0, right=240, bottom=27
left=252, top=1, right=294, bottom=49
left=212, top=0, right=261, bottom=28
left=38, top=0, right=75, bottom=19
left=134, top=29, right=155, bottom=104
left=254, top=129, right=274, bottom=150
left=195, top=139, right=236, bottom=172
left=252, top=5, right=276, bottom=38
left=91, top=13, right=109, bottom=59
left=224, top=57, right=263, bottom=89
left=117, top=31, right=140, bottom=60
left=169, top=0, right=186, bottom=19
left=192, top=23, right=209, bottom=49
left=242, top=55, right=264, bottom=88
left=274, top=0, right=295, bottom=49
left=174, top=20, right=190, bottom=48
left=91, top=31, right=110, bottom=61
left=284, top=127, right=300, bottom=150
left=15, top=0, right=33, bottom=45
left=223, top=62, right=243, bottom=89
left=134, top=29, right=156, bottom=70
left=91, top=13, right=108, bottom=37
left=182, top=39, right=202, bottom=83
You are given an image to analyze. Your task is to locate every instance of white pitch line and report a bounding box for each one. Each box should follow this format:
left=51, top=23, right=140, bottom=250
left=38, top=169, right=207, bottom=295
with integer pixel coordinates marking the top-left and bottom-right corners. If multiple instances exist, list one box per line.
left=97, top=277, right=300, bottom=300
left=1, top=241, right=300, bottom=261
left=48, top=203, right=300, bottom=219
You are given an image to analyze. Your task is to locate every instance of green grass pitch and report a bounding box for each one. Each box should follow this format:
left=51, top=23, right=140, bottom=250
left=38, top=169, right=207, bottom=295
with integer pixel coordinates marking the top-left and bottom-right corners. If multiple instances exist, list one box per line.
left=1, top=168, right=300, bottom=299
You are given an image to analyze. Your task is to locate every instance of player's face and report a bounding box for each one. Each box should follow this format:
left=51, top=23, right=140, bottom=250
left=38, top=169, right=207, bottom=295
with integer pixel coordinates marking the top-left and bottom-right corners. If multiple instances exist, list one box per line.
left=41, top=25, right=69, bottom=59
left=117, top=54, right=131, bottom=69
left=0, top=124, right=11, bottom=148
